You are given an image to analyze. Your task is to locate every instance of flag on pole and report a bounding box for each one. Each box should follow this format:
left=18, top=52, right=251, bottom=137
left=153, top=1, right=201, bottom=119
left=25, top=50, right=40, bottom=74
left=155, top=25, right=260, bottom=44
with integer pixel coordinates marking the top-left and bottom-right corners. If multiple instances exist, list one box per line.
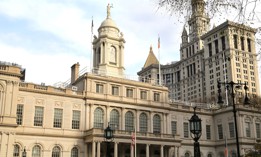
left=158, top=35, right=160, bottom=49
left=131, top=130, right=135, bottom=147
left=91, top=16, right=94, bottom=34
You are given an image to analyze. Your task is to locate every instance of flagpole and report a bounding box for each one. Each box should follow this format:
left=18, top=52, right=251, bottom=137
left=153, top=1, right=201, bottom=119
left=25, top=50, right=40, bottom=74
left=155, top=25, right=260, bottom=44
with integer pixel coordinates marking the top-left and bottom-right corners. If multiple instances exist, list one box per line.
left=225, top=134, right=228, bottom=157
left=90, top=16, right=94, bottom=73
left=134, top=127, right=136, bottom=157
left=158, top=35, right=161, bottom=86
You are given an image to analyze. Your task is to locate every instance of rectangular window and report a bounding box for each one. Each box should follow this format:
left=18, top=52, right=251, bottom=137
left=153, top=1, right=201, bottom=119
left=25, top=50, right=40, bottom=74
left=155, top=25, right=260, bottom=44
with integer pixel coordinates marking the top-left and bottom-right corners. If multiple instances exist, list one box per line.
left=221, top=36, right=226, bottom=50
left=208, top=43, right=212, bottom=57
left=171, top=121, right=177, bottom=135
left=34, top=106, right=44, bottom=126
left=246, top=122, right=251, bottom=137
left=215, top=40, right=219, bottom=54
left=256, top=123, right=260, bottom=138
left=218, top=124, right=223, bottom=139
left=140, top=90, right=147, bottom=100
left=16, top=104, right=23, bottom=125
left=229, top=122, right=235, bottom=138
left=206, top=125, right=211, bottom=139
left=184, top=122, right=189, bottom=138
left=53, top=108, right=63, bottom=128
left=126, top=88, right=133, bottom=98
left=247, top=38, right=251, bottom=52
left=233, top=35, right=238, bottom=49
left=72, top=110, right=80, bottom=129
left=241, top=37, right=245, bottom=50
left=112, top=86, right=119, bottom=96
left=154, top=92, right=160, bottom=101
left=96, top=84, right=104, bottom=93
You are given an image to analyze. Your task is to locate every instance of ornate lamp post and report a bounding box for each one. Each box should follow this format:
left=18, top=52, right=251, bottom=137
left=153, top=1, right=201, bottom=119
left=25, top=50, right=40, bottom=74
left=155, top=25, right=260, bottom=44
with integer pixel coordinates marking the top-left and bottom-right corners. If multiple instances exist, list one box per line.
left=22, top=147, right=26, bottom=157
left=189, top=107, right=202, bottom=157
left=104, top=123, right=114, bottom=157
left=217, top=81, right=250, bottom=157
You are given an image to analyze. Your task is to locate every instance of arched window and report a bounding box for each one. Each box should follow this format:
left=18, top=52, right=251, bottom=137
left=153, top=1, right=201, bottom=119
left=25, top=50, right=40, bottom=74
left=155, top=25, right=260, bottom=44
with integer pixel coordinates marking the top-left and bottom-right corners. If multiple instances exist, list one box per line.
left=94, top=107, right=104, bottom=128
left=13, top=144, right=20, bottom=157
left=32, top=145, right=41, bottom=157
left=185, top=152, right=190, bottom=157
left=71, top=147, right=78, bottom=157
left=139, top=113, right=147, bottom=132
left=110, top=109, right=119, bottom=130
left=207, top=153, right=212, bottom=157
left=52, top=146, right=61, bottom=157
left=125, top=111, right=134, bottom=131
left=153, top=114, right=161, bottom=133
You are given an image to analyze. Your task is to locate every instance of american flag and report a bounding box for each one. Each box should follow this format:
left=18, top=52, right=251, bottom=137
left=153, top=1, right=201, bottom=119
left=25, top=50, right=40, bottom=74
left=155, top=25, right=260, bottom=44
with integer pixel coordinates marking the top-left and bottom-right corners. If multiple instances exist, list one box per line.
left=131, top=130, right=135, bottom=147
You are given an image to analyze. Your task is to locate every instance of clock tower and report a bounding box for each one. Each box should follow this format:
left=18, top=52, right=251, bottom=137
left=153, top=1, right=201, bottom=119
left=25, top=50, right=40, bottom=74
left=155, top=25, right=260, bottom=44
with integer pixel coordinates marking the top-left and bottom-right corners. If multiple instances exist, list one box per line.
left=92, top=4, right=126, bottom=78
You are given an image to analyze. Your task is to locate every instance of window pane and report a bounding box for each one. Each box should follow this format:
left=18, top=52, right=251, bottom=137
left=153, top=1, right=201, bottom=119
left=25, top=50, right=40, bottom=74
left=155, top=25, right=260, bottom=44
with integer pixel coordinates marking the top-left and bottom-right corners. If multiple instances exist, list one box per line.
left=206, top=125, right=211, bottom=140
left=32, top=145, right=41, bottom=157
left=72, top=110, right=80, bottom=129
left=16, top=104, right=23, bottom=125
left=13, top=144, right=20, bottom=157
left=153, top=114, right=161, bottom=134
left=34, top=106, right=44, bottom=126
left=154, top=93, right=160, bottom=102
left=184, top=122, right=189, bottom=138
left=218, top=124, right=223, bottom=139
left=53, top=109, right=63, bottom=128
left=110, top=109, right=119, bottom=130
left=246, top=122, right=251, bottom=137
left=96, top=84, right=103, bottom=93
left=71, top=147, right=78, bottom=157
left=256, top=123, right=260, bottom=138
left=139, top=113, right=147, bottom=132
left=140, top=91, right=147, bottom=100
left=126, top=88, right=133, bottom=98
left=112, top=86, right=119, bottom=96
left=125, top=111, right=134, bottom=131
left=171, top=121, right=177, bottom=135
left=94, top=107, right=104, bottom=128
left=229, top=122, right=235, bottom=138
left=52, top=146, right=61, bottom=157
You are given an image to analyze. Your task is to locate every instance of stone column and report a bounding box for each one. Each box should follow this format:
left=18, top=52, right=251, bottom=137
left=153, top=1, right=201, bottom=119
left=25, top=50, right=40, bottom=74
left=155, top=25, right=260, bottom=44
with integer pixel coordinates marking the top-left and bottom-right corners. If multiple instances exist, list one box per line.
left=161, top=145, right=164, bottom=157
left=136, top=110, right=139, bottom=132
left=106, top=106, right=109, bottom=127
left=122, top=108, right=125, bottom=130
left=85, top=103, right=90, bottom=130
left=89, top=104, right=94, bottom=128
left=97, top=142, right=101, bottom=157
left=114, top=142, right=118, bottom=157
left=92, top=141, right=96, bottom=157
left=146, top=144, right=150, bottom=157
left=149, top=112, right=153, bottom=133
left=177, top=146, right=180, bottom=157
left=173, top=146, right=176, bottom=157
left=163, top=113, right=166, bottom=134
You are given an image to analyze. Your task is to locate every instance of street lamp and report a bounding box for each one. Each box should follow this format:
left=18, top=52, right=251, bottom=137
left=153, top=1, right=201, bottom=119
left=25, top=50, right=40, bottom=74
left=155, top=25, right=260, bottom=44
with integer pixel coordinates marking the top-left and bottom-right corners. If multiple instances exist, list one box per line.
left=22, top=147, right=26, bottom=157
left=104, top=123, right=114, bottom=157
left=189, top=107, right=202, bottom=157
left=217, top=81, right=250, bottom=157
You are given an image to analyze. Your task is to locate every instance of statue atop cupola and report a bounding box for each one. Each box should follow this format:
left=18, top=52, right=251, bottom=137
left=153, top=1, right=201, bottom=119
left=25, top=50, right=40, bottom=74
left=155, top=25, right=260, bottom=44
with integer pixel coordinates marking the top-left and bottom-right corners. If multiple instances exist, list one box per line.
left=107, top=3, right=113, bottom=19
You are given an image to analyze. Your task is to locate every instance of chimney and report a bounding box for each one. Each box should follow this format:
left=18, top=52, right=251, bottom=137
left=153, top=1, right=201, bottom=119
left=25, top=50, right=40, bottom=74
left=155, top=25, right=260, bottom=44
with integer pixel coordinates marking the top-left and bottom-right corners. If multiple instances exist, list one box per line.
left=71, top=62, right=80, bottom=84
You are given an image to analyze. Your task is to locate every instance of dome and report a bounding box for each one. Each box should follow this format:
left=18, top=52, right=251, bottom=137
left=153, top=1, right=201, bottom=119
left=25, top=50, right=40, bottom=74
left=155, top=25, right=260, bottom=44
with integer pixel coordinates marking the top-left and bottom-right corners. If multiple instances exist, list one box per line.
left=99, top=18, right=119, bottom=30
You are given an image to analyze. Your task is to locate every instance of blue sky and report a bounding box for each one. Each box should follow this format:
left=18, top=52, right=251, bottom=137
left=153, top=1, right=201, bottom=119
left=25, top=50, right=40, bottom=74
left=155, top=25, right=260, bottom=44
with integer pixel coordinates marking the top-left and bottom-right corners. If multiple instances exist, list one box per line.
left=0, top=0, right=260, bottom=86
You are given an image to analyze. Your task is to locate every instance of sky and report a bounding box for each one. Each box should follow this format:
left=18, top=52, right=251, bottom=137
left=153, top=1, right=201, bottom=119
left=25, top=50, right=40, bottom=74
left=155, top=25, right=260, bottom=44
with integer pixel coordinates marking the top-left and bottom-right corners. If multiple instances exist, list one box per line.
left=0, top=0, right=260, bottom=86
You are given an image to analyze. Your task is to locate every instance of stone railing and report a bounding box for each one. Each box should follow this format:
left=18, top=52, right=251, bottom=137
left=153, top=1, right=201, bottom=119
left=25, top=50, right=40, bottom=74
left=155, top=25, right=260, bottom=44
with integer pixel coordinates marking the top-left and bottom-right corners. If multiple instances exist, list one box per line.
left=19, top=82, right=83, bottom=96
left=84, top=128, right=180, bottom=139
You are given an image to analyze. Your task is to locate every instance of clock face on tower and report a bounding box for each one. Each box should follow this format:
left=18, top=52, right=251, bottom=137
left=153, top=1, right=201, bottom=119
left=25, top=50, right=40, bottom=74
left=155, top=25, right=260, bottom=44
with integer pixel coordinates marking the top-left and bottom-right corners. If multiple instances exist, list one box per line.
left=110, top=46, right=116, bottom=64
